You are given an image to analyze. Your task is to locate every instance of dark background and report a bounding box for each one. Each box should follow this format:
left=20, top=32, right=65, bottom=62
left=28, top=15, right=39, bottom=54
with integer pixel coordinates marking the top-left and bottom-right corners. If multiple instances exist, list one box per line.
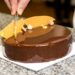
left=0, top=0, right=74, bottom=27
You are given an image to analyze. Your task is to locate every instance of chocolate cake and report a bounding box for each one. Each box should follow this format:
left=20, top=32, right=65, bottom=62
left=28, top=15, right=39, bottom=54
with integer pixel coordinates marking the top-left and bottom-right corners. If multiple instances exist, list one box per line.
left=3, top=24, right=72, bottom=63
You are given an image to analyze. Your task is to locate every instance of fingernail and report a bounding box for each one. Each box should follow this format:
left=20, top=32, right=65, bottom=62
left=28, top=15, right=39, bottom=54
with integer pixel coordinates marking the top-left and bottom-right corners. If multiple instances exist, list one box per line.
left=17, top=8, right=23, bottom=15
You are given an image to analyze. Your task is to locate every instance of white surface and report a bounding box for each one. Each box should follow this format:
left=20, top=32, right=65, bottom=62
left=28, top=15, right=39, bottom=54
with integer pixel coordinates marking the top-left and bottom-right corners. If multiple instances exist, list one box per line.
left=0, top=43, right=75, bottom=71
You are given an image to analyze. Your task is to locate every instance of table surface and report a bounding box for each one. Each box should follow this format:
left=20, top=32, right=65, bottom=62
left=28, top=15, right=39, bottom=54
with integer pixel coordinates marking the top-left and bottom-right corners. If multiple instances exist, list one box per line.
left=0, top=13, right=75, bottom=75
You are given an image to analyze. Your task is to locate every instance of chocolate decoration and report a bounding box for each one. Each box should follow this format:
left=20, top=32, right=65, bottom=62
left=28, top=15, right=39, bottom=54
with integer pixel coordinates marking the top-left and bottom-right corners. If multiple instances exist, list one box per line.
left=23, top=24, right=28, bottom=28
left=2, top=25, right=72, bottom=63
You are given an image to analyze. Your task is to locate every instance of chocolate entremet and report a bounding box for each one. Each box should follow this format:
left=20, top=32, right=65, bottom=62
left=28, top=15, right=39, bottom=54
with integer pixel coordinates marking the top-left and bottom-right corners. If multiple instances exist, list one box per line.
left=3, top=25, right=72, bottom=63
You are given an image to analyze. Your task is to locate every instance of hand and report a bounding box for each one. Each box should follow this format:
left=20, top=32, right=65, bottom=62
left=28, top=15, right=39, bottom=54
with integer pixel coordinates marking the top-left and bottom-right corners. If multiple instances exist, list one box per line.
left=4, top=0, right=30, bottom=15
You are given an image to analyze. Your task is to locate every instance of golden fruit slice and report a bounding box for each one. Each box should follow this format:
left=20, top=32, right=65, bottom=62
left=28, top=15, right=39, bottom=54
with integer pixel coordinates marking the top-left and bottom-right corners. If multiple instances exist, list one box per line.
left=24, top=16, right=55, bottom=28
left=0, top=18, right=24, bottom=39
left=0, top=16, right=55, bottom=39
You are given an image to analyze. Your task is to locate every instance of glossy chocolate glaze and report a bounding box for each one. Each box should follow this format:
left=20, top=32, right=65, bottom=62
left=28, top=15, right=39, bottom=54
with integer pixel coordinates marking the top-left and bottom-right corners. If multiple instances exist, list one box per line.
left=3, top=25, right=72, bottom=63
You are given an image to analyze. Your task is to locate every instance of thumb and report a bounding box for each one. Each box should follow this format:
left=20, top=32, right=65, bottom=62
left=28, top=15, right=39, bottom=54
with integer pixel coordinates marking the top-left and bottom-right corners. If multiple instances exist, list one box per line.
left=17, top=0, right=30, bottom=15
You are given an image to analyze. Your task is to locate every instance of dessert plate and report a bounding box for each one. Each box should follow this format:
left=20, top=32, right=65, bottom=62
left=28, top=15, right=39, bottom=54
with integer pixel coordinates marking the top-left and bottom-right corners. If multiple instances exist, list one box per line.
left=0, top=42, right=75, bottom=71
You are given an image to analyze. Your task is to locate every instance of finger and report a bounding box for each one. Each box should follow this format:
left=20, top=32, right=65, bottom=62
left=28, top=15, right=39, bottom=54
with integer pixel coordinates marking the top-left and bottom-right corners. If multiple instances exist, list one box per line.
left=17, top=0, right=30, bottom=15
left=4, top=0, right=11, bottom=10
left=10, top=0, right=18, bottom=15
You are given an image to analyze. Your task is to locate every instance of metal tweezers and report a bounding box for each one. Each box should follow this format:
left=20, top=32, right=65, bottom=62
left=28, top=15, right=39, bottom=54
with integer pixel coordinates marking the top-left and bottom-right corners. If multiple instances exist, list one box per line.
left=14, top=13, right=19, bottom=38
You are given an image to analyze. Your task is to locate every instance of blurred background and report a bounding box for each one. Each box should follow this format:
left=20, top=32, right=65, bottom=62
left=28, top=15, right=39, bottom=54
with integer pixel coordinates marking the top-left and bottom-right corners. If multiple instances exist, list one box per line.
left=0, top=0, right=75, bottom=27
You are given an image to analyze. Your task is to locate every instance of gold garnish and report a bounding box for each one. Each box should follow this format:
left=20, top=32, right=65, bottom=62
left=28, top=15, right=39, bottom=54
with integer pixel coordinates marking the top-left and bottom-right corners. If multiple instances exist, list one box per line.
left=0, top=16, right=55, bottom=39
left=0, top=19, right=24, bottom=39
left=22, top=27, right=27, bottom=32
left=49, top=21, right=54, bottom=25
left=41, top=24, right=48, bottom=29
left=28, top=24, right=32, bottom=30
left=24, top=16, right=55, bottom=28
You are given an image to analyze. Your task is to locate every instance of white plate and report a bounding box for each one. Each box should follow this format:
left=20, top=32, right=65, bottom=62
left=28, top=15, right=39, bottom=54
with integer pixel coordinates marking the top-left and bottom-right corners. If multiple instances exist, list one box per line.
left=0, top=43, right=75, bottom=71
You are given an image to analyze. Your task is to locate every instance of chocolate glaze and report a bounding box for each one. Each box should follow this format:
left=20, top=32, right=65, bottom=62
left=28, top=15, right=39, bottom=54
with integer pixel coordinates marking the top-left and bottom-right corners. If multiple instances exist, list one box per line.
left=3, top=25, right=72, bottom=63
